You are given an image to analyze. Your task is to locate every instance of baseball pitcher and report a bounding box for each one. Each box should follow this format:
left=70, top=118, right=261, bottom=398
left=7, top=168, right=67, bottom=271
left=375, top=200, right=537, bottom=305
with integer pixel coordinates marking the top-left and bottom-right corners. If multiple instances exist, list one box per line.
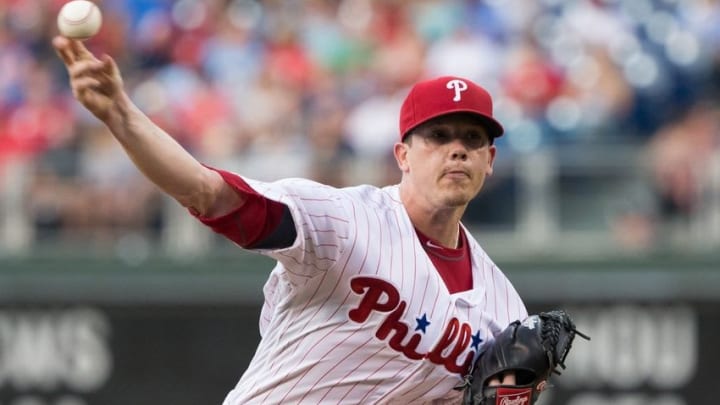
left=53, top=34, right=586, bottom=405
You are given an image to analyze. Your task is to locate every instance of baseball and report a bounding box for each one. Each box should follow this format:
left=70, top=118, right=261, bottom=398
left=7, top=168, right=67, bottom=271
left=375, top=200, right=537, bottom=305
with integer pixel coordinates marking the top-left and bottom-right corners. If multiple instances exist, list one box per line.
left=57, top=0, right=102, bottom=40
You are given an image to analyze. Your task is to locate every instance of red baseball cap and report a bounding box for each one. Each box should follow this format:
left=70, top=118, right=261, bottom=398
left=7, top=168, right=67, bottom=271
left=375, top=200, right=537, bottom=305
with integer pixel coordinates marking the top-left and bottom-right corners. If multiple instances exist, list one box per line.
left=399, top=76, right=504, bottom=141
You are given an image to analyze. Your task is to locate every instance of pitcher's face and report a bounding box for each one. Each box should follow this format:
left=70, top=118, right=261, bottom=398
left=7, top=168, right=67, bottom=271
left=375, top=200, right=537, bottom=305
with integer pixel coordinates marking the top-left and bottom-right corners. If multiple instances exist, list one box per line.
left=396, top=113, right=497, bottom=208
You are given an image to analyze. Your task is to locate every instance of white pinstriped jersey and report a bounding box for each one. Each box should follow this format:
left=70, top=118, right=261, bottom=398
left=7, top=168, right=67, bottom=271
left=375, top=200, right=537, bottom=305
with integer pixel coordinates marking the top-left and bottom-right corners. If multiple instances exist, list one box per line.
left=221, top=177, right=527, bottom=405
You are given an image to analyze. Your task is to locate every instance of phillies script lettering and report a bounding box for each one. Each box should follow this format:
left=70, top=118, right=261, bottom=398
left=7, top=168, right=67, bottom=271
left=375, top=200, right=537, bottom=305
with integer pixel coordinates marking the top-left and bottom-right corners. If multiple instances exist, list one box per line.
left=347, top=276, right=474, bottom=374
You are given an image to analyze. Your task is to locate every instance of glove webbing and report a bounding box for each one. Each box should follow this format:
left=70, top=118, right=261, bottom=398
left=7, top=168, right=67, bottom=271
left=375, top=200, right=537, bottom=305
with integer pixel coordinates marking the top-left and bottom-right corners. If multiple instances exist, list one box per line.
left=539, top=311, right=591, bottom=375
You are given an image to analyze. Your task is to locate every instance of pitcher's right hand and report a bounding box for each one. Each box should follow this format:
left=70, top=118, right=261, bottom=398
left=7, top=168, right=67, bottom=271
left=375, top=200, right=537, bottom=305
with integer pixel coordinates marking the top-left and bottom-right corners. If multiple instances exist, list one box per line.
left=53, top=36, right=125, bottom=123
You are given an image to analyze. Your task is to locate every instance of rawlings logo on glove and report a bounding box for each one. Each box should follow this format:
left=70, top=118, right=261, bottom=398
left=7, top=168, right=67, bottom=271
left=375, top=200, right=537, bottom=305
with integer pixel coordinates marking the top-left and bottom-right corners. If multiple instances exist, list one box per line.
left=457, top=310, right=590, bottom=405
left=496, top=387, right=532, bottom=405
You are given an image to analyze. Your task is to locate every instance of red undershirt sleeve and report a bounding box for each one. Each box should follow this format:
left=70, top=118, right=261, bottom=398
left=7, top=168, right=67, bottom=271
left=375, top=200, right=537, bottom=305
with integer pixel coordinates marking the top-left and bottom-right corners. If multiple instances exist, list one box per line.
left=191, top=168, right=288, bottom=249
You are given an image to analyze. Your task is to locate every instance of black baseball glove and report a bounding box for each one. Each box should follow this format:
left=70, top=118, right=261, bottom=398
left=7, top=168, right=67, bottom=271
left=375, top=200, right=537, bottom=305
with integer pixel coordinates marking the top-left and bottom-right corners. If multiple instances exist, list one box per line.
left=457, top=310, right=590, bottom=405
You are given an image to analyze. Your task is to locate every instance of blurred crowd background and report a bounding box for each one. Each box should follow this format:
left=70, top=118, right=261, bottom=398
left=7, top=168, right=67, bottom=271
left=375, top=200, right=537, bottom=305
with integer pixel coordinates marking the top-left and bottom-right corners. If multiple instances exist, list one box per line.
left=1, top=0, right=719, bottom=259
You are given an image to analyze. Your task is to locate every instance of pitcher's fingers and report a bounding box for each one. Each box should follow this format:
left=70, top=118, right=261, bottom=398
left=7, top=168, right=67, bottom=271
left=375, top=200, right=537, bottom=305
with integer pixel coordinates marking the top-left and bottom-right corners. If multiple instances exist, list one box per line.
left=68, top=59, right=106, bottom=80
left=498, top=373, right=515, bottom=385
left=68, top=38, right=99, bottom=63
left=52, top=36, right=76, bottom=66
left=72, top=77, right=103, bottom=93
left=99, top=54, right=120, bottom=78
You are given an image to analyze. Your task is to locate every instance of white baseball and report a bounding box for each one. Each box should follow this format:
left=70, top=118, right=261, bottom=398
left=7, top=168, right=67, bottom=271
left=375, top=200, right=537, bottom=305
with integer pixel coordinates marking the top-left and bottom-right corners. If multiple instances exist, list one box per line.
left=57, top=0, right=102, bottom=40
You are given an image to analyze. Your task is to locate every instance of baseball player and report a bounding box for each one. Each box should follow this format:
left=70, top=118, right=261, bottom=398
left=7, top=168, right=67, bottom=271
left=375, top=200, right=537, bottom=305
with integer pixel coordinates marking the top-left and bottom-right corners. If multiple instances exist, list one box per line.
left=53, top=36, right=528, bottom=404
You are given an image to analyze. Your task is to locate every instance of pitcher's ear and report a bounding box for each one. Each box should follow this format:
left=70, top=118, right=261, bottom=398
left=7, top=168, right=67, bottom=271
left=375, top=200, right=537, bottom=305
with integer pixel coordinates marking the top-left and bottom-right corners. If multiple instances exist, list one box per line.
left=394, top=142, right=410, bottom=172
left=486, top=145, right=497, bottom=176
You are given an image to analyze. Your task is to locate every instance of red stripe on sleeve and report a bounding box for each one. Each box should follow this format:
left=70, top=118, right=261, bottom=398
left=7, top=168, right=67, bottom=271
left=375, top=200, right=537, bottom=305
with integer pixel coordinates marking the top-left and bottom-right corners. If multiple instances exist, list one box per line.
left=192, top=168, right=286, bottom=248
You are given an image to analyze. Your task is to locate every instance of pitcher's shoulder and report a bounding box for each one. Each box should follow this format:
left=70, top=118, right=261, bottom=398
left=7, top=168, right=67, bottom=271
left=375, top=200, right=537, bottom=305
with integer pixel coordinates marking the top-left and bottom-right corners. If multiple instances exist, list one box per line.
left=337, top=184, right=402, bottom=207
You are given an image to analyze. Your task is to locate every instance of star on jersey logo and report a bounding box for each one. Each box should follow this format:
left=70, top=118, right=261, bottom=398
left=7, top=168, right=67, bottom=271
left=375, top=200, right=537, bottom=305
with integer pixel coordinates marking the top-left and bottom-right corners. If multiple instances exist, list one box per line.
left=415, top=314, right=431, bottom=333
left=471, top=331, right=483, bottom=351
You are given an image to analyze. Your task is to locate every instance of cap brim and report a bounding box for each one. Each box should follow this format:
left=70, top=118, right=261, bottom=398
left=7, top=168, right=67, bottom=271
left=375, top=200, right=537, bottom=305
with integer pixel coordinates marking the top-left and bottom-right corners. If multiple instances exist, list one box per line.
left=402, top=108, right=505, bottom=140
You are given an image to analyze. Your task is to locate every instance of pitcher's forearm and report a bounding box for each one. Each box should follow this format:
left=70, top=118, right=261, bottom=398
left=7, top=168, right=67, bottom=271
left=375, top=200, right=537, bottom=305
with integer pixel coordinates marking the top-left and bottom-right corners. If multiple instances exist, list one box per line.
left=103, top=93, right=241, bottom=216
left=51, top=35, right=242, bottom=217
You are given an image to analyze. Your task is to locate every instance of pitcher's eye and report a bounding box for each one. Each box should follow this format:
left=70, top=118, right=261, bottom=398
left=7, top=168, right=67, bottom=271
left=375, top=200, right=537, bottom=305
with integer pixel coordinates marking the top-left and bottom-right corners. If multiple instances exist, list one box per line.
left=463, top=131, right=489, bottom=148
left=427, top=129, right=450, bottom=143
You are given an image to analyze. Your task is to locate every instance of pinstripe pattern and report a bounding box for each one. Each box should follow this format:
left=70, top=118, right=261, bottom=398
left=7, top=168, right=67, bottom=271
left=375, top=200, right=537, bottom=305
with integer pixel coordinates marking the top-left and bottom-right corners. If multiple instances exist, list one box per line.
left=221, top=177, right=527, bottom=405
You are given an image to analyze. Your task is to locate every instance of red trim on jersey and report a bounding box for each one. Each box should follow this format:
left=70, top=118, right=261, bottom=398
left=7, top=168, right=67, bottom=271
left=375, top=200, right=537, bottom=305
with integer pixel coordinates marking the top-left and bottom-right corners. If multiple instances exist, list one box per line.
left=192, top=168, right=285, bottom=248
left=415, top=228, right=473, bottom=293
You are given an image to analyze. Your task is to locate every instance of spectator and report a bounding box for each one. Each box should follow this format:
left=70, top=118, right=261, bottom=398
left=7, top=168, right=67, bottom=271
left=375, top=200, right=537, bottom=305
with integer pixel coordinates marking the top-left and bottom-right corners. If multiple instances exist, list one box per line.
left=0, top=0, right=717, bottom=252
